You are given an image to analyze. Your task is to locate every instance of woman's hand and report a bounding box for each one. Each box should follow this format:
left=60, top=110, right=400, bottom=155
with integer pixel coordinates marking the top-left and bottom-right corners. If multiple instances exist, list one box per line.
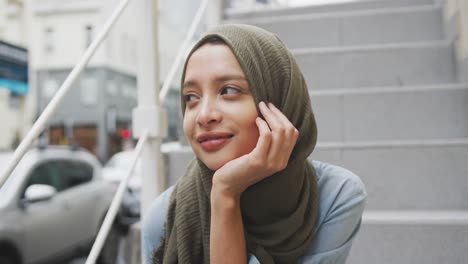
left=210, top=101, right=299, bottom=264
left=212, top=101, right=299, bottom=199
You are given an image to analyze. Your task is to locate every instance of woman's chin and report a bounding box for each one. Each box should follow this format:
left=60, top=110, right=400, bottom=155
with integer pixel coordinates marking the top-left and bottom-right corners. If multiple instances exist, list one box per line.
left=204, top=161, right=226, bottom=171
left=200, top=156, right=231, bottom=171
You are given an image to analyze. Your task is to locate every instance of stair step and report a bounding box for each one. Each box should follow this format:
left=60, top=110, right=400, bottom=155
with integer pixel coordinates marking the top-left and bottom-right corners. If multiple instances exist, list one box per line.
left=165, top=139, right=468, bottom=211
left=349, top=215, right=468, bottom=264
left=225, top=0, right=435, bottom=20
left=310, top=84, right=468, bottom=141
left=312, top=139, right=468, bottom=210
left=293, top=41, right=456, bottom=89
left=363, top=210, right=468, bottom=225
left=226, top=5, right=443, bottom=48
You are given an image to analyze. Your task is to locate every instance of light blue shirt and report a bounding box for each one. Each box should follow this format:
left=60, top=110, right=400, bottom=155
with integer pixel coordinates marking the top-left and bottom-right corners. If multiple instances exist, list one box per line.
left=142, top=160, right=367, bottom=263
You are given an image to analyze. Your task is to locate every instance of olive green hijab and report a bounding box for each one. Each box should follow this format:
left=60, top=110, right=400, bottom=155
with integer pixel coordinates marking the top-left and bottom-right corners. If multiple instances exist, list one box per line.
left=153, top=24, right=319, bottom=264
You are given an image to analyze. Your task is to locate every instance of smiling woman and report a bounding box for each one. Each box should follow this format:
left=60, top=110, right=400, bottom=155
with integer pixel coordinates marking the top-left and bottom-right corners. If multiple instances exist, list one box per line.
left=182, top=42, right=259, bottom=170
left=142, top=24, right=366, bottom=264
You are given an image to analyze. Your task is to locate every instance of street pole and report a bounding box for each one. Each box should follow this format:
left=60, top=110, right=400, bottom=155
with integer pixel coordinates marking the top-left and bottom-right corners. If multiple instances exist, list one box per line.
left=133, top=0, right=167, bottom=218
left=206, top=0, right=223, bottom=29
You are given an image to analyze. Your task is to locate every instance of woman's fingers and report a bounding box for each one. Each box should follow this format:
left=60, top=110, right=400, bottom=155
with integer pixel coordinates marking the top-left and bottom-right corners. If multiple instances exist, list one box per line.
left=252, top=117, right=272, bottom=159
left=258, top=102, right=299, bottom=171
left=215, top=103, right=299, bottom=192
left=259, top=102, right=285, bottom=160
left=268, top=103, right=299, bottom=135
left=259, top=102, right=282, bottom=130
left=268, top=103, right=299, bottom=148
left=266, top=103, right=299, bottom=143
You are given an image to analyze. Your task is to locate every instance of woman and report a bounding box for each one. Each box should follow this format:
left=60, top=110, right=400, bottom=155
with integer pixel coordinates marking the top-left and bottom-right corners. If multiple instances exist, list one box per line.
left=143, top=24, right=366, bottom=264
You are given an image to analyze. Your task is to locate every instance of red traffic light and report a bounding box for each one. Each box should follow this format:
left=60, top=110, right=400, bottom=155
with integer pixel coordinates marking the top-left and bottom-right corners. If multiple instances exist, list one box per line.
left=120, top=129, right=131, bottom=139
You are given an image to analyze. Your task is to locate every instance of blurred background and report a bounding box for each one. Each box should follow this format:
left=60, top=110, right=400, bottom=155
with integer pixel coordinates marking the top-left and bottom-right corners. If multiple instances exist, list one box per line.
left=1, top=0, right=468, bottom=263
left=0, top=0, right=373, bottom=162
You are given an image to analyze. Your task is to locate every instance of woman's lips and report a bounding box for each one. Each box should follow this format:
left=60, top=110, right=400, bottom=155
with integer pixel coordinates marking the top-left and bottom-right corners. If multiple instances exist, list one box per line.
left=197, top=132, right=233, bottom=152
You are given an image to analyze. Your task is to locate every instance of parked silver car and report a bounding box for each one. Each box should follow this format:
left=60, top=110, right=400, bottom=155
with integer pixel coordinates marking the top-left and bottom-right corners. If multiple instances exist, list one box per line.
left=102, top=150, right=141, bottom=228
left=0, top=146, right=118, bottom=264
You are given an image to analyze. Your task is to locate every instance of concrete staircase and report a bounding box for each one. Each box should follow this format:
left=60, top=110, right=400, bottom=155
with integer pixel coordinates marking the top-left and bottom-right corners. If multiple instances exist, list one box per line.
left=223, top=0, right=468, bottom=263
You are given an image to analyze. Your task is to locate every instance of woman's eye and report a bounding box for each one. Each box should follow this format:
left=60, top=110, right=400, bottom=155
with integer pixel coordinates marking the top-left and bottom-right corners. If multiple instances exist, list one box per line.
left=220, top=87, right=240, bottom=95
left=183, top=94, right=198, bottom=102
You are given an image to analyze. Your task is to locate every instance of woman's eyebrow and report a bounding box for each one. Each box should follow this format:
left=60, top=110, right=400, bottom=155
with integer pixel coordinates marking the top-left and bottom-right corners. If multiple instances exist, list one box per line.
left=183, top=74, right=247, bottom=90
left=215, top=74, right=246, bottom=82
left=183, top=80, right=197, bottom=89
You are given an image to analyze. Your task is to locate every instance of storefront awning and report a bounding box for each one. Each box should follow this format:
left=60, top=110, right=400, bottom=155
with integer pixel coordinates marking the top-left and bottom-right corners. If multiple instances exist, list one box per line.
left=0, top=78, right=28, bottom=95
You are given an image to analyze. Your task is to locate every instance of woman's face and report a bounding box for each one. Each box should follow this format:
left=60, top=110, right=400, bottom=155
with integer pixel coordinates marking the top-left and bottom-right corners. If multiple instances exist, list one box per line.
left=183, top=43, right=259, bottom=170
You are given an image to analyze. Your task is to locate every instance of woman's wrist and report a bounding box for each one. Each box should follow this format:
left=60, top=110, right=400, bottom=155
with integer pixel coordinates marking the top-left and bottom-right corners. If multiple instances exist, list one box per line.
left=211, top=181, right=242, bottom=210
left=210, top=179, right=247, bottom=264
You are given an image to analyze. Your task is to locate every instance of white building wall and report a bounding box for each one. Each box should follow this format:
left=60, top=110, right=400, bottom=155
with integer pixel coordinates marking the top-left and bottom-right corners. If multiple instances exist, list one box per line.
left=99, top=0, right=138, bottom=76
left=29, top=0, right=139, bottom=76
left=0, top=0, right=27, bottom=47
left=29, top=2, right=103, bottom=69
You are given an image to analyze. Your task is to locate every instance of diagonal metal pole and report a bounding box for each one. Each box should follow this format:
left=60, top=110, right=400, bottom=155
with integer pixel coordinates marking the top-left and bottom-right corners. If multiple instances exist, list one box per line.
left=85, top=130, right=149, bottom=264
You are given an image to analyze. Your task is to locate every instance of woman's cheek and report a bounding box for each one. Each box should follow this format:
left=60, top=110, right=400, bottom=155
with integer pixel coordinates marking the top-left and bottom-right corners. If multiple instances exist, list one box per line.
left=182, top=113, right=194, bottom=140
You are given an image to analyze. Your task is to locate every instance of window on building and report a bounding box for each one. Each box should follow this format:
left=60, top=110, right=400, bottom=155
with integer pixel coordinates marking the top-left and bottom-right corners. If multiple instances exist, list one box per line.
left=44, top=27, right=54, bottom=53
left=81, top=76, right=98, bottom=106
left=129, top=37, right=137, bottom=64
left=121, top=34, right=129, bottom=62
left=106, top=79, right=118, bottom=96
left=42, top=78, right=59, bottom=99
left=85, top=25, right=93, bottom=48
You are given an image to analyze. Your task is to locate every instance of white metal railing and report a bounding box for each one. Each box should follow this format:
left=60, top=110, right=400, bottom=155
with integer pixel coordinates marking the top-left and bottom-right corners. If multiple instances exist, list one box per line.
left=0, top=0, right=218, bottom=263
left=86, top=130, right=149, bottom=264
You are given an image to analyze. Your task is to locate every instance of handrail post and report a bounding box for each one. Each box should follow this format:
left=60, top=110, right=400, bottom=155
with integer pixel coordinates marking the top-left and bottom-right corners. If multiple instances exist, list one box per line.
left=133, top=0, right=167, bottom=216
left=207, top=0, right=223, bottom=29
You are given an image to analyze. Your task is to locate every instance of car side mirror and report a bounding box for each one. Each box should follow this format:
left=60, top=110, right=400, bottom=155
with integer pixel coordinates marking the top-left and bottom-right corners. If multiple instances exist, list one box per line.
left=23, top=184, right=57, bottom=204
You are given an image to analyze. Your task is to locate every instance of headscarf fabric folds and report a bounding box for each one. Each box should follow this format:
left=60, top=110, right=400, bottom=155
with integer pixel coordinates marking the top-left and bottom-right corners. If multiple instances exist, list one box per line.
left=153, top=24, right=319, bottom=264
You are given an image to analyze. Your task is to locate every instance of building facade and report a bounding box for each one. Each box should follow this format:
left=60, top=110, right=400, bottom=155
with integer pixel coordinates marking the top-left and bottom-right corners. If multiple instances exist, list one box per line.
left=29, top=0, right=140, bottom=161
left=1, top=0, right=214, bottom=157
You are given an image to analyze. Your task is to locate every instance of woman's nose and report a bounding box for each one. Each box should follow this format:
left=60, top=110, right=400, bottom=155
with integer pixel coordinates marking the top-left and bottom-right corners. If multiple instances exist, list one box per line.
left=196, top=98, right=222, bottom=127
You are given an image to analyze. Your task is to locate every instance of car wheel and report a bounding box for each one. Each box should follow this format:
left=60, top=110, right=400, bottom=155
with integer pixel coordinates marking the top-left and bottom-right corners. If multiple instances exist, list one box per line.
left=0, top=256, right=14, bottom=264
left=97, top=223, right=120, bottom=264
